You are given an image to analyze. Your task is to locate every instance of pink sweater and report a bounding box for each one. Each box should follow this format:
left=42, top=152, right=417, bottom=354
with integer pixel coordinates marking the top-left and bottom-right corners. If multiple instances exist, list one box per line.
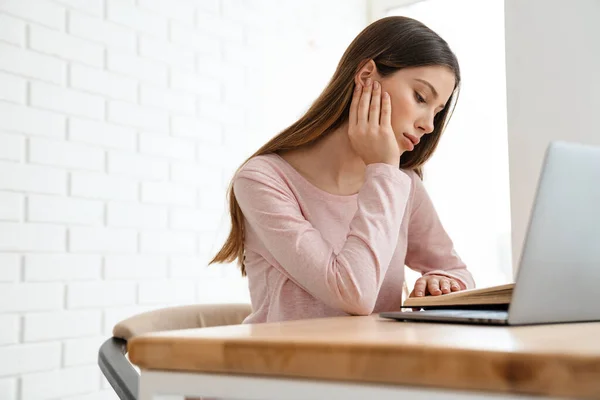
left=234, top=153, right=475, bottom=324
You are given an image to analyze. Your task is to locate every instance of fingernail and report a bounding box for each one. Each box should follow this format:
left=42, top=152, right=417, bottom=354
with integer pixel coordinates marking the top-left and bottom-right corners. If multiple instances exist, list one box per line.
left=355, top=84, right=361, bottom=92
left=366, top=78, right=372, bottom=86
left=417, top=291, right=423, bottom=296
left=373, top=81, right=379, bottom=90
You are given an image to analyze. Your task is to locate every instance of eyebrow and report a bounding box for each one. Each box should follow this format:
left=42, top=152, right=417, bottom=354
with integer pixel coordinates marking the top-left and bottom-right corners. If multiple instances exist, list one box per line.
left=414, top=78, right=439, bottom=99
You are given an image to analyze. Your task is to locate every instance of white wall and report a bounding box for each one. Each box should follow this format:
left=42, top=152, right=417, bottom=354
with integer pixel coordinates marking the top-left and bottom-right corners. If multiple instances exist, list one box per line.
left=0, top=1, right=366, bottom=399
left=386, top=0, right=513, bottom=289
left=504, top=0, right=600, bottom=271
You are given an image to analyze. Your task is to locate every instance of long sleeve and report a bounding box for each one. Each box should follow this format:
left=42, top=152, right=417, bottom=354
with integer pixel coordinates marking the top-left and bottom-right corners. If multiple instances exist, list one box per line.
left=234, top=161, right=412, bottom=316
left=404, top=174, right=476, bottom=289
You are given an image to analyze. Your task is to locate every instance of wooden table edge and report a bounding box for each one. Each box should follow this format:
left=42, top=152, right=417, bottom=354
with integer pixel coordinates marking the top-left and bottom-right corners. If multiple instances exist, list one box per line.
left=128, top=334, right=600, bottom=399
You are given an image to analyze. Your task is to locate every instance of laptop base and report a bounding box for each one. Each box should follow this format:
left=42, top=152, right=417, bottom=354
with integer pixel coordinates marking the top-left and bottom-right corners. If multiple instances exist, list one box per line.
left=379, top=309, right=510, bottom=325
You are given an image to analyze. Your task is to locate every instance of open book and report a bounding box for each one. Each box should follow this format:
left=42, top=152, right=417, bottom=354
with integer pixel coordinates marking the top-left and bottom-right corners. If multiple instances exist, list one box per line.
left=402, top=283, right=515, bottom=309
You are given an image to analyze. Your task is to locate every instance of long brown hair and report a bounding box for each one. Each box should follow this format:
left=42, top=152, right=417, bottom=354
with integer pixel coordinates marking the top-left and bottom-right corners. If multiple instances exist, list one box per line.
left=210, top=16, right=461, bottom=275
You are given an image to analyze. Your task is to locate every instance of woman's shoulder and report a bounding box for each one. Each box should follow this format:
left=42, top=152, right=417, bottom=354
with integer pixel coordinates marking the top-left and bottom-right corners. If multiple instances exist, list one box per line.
left=233, top=153, right=301, bottom=204
left=400, top=168, right=421, bottom=189
left=401, top=168, right=420, bottom=180
left=237, top=153, right=285, bottom=178
left=399, top=168, right=426, bottom=205
left=234, top=153, right=298, bottom=189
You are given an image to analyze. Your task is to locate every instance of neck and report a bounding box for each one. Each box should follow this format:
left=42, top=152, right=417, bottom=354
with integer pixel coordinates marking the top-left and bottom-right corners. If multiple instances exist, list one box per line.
left=292, top=122, right=367, bottom=193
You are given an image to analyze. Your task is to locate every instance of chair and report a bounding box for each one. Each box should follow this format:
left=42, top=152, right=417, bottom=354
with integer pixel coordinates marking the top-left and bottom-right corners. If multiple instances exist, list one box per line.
left=98, top=303, right=253, bottom=400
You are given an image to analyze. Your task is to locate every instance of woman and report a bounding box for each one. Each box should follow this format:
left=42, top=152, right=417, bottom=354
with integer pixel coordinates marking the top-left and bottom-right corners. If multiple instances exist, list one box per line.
left=210, top=16, right=476, bottom=323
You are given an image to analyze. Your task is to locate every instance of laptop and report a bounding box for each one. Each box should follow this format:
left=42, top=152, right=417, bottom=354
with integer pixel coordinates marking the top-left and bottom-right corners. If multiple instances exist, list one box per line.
left=380, top=141, right=600, bottom=326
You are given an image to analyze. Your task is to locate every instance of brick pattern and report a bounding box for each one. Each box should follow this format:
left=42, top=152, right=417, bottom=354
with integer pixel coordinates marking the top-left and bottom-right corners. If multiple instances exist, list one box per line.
left=0, top=0, right=365, bottom=398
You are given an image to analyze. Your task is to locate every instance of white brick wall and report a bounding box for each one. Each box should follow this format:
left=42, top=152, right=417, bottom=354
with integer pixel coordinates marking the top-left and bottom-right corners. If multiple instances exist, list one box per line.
left=140, top=84, right=196, bottom=114
left=0, top=42, right=66, bottom=84
left=104, top=255, right=167, bottom=279
left=0, top=315, right=19, bottom=345
left=68, top=117, right=136, bottom=150
left=0, top=162, right=66, bottom=194
left=54, top=0, right=104, bottom=17
left=70, top=64, right=138, bottom=102
left=107, top=201, right=168, bottom=229
left=25, top=254, right=102, bottom=281
left=107, top=100, right=170, bottom=132
left=139, top=230, right=196, bottom=255
left=0, top=14, right=26, bottom=46
left=68, top=11, right=136, bottom=52
left=29, top=25, right=105, bottom=67
left=24, top=310, right=101, bottom=341
left=141, top=181, right=195, bottom=206
left=139, top=132, right=195, bottom=160
left=69, top=227, right=137, bottom=254
left=28, top=195, right=104, bottom=225
left=0, top=71, right=26, bottom=104
left=0, top=254, right=20, bottom=282
left=0, top=283, right=64, bottom=313
left=0, top=0, right=366, bottom=398
left=107, top=50, right=168, bottom=84
left=0, top=223, right=66, bottom=252
left=21, top=366, right=99, bottom=400
left=138, top=279, right=196, bottom=305
left=0, top=102, right=65, bottom=138
left=0, top=193, right=23, bottom=221
left=67, top=282, right=136, bottom=308
left=71, top=171, right=137, bottom=201
left=30, top=81, right=105, bottom=119
left=62, top=336, right=106, bottom=367
left=1, top=0, right=64, bottom=30
left=0, top=377, right=17, bottom=400
left=29, top=138, right=105, bottom=171
left=0, top=342, right=61, bottom=376
left=107, top=151, right=169, bottom=180
left=106, top=0, right=167, bottom=38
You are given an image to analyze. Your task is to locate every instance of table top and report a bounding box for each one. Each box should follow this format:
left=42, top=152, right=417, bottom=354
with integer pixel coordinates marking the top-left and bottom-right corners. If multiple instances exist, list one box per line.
left=128, top=315, right=600, bottom=399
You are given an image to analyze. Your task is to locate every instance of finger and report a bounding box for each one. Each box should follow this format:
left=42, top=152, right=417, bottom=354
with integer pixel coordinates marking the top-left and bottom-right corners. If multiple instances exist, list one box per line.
left=413, top=278, right=427, bottom=297
left=357, top=78, right=372, bottom=126
left=380, top=91, right=391, bottom=127
left=427, top=277, right=442, bottom=296
left=369, top=81, right=381, bottom=125
left=349, top=83, right=361, bottom=125
left=450, top=280, right=461, bottom=292
left=439, top=279, right=451, bottom=294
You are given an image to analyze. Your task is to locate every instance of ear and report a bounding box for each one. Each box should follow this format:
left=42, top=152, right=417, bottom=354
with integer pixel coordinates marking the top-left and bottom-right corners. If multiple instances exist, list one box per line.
left=355, top=59, right=378, bottom=86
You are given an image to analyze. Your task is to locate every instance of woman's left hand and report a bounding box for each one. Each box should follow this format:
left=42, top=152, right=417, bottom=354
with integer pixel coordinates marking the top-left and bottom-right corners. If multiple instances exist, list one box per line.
left=409, top=275, right=463, bottom=297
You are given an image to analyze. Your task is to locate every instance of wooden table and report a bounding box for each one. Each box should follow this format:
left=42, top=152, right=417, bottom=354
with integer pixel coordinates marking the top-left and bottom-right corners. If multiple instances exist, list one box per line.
left=128, top=315, right=600, bottom=399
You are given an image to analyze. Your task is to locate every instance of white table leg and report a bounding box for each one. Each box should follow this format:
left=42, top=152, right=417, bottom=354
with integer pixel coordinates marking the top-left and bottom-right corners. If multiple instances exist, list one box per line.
left=139, top=371, right=163, bottom=400
left=138, top=369, right=556, bottom=400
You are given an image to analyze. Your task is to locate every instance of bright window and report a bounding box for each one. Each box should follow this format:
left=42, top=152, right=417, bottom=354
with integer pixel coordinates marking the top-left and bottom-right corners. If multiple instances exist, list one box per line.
left=378, top=0, right=513, bottom=289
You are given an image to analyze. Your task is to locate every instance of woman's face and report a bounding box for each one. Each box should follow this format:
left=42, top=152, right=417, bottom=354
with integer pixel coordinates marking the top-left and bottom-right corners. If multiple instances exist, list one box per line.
left=376, top=65, right=456, bottom=152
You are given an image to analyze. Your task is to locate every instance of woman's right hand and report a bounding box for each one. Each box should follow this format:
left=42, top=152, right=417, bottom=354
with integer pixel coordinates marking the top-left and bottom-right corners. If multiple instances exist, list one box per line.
left=348, top=78, right=402, bottom=167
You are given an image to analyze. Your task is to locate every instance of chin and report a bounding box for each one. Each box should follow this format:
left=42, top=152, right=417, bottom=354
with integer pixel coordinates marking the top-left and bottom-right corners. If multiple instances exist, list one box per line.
left=395, top=138, right=414, bottom=152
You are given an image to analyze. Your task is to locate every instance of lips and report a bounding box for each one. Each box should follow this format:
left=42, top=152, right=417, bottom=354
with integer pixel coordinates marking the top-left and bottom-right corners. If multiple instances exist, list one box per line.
left=403, top=133, right=419, bottom=146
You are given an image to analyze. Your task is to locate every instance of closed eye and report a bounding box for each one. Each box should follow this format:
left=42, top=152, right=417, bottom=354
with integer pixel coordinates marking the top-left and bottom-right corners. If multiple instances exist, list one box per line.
left=414, top=91, right=426, bottom=104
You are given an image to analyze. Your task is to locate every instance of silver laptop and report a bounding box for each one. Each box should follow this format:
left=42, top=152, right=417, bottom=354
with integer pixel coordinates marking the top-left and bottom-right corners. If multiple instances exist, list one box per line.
left=380, top=141, right=600, bottom=326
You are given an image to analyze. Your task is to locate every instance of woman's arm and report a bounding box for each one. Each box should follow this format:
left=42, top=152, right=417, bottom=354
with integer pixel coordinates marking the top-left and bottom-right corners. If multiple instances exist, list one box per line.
left=404, top=173, right=476, bottom=290
left=234, top=161, right=411, bottom=315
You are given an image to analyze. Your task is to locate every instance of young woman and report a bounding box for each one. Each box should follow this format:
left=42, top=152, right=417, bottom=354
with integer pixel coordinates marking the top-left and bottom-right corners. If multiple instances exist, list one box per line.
left=210, top=16, right=475, bottom=323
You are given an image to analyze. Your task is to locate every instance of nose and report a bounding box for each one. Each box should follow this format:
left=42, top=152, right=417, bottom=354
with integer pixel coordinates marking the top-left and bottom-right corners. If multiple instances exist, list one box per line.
left=416, top=112, right=435, bottom=135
